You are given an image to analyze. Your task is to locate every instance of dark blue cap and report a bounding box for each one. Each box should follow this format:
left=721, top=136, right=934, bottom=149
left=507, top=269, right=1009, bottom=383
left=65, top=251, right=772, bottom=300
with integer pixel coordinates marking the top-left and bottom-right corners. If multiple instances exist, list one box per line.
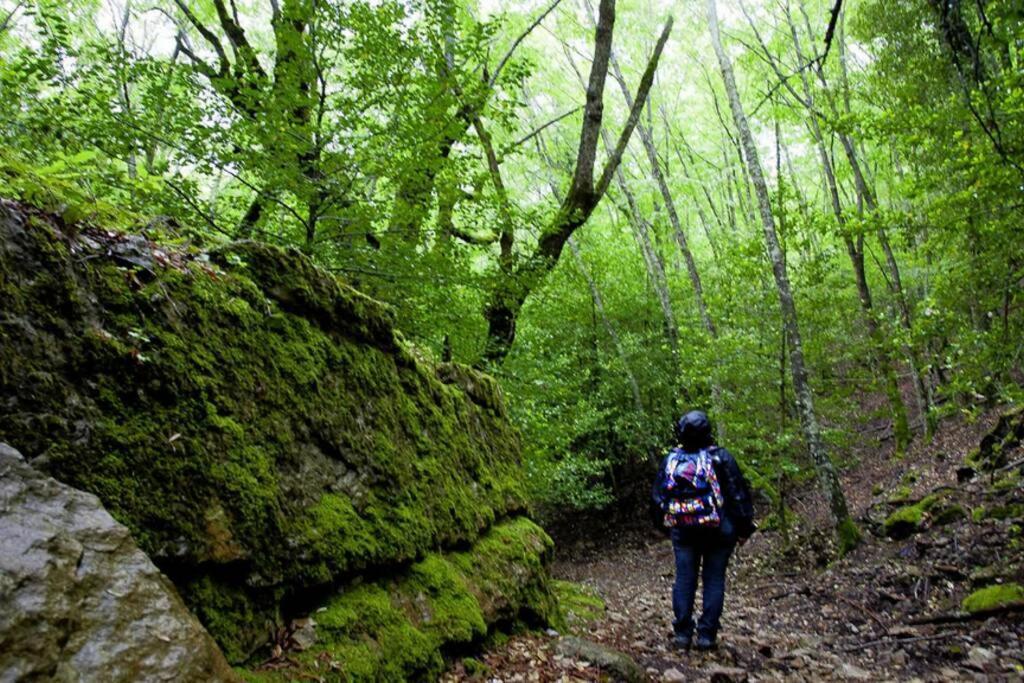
left=675, top=410, right=713, bottom=450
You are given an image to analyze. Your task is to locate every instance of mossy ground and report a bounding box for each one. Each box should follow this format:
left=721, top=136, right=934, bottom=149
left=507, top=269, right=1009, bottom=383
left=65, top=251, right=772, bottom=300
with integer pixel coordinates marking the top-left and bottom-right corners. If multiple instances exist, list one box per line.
left=0, top=203, right=536, bottom=661
left=883, top=494, right=942, bottom=539
left=961, top=582, right=1024, bottom=613
left=550, top=580, right=605, bottom=631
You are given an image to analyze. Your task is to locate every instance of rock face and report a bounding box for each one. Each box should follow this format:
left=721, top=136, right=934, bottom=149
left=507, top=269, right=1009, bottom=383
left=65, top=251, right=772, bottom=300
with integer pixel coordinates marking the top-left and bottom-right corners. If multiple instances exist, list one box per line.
left=258, top=517, right=557, bottom=682
left=0, top=443, right=236, bottom=682
left=0, top=199, right=552, bottom=664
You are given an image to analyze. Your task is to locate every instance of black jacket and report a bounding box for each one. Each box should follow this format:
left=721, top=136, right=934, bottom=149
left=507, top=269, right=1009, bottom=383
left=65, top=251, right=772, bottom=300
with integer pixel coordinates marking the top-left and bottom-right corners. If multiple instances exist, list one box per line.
left=709, top=446, right=756, bottom=538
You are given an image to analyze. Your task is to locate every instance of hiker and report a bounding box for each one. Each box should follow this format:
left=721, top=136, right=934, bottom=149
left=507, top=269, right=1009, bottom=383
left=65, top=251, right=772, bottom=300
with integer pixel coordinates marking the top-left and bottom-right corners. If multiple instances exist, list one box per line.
left=652, top=410, right=755, bottom=651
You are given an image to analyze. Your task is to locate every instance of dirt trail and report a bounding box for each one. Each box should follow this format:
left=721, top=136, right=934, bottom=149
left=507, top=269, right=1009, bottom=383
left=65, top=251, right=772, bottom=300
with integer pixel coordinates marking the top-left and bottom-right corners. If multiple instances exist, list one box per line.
left=444, top=411, right=1024, bottom=682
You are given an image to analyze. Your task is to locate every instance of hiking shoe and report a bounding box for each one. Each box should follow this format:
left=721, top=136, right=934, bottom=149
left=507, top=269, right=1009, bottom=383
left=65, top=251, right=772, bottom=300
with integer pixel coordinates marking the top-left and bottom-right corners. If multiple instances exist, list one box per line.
left=671, top=633, right=692, bottom=651
left=694, top=635, right=716, bottom=651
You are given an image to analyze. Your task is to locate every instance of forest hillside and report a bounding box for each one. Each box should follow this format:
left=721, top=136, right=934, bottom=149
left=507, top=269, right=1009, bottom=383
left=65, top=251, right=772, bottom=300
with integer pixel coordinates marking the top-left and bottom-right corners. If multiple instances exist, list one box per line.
left=0, top=0, right=1022, bottom=680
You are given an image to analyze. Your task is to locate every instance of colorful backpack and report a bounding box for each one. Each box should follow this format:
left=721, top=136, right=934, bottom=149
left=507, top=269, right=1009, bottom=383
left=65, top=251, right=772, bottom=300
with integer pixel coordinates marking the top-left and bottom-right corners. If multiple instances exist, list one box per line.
left=660, top=447, right=724, bottom=528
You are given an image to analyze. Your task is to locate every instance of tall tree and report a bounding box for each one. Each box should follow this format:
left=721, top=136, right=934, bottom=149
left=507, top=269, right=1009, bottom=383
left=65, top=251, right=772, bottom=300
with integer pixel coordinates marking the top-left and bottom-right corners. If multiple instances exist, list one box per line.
left=741, top=0, right=912, bottom=453
left=479, top=0, right=673, bottom=364
left=705, top=0, right=858, bottom=551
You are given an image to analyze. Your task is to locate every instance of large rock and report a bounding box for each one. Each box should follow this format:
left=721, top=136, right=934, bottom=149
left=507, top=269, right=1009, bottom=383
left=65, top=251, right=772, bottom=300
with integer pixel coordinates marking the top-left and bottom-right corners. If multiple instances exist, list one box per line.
left=0, top=199, right=542, bottom=661
left=0, top=443, right=236, bottom=682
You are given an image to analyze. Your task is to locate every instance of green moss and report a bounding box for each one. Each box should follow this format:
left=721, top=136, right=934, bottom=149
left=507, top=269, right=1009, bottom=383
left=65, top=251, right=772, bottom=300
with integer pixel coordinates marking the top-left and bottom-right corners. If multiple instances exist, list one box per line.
left=245, top=518, right=555, bottom=682
left=461, top=657, right=489, bottom=677
left=883, top=494, right=941, bottom=539
left=871, top=484, right=884, bottom=496
left=0, top=206, right=533, bottom=663
left=992, top=470, right=1021, bottom=493
left=551, top=580, right=605, bottom=631
left=888, top=485, right=913, bottom=503
left=179, top=576, right=280, bottom=663
left=981, top=504, right=1024, bottom=521
left=961, top=582, right=1024, bottom=613
left=837, top=517, right=862, bottom=555
left=932, top=504, right=967, bottom=526
left=969, top=406, right=1024, bottom=471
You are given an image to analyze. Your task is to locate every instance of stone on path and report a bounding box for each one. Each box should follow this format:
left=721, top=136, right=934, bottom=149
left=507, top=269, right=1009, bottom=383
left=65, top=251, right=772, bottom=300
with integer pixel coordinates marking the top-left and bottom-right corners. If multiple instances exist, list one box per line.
left=556, top=636, right=646, bottom=683
left=0, top=443, right=236, bottom=682
left=833, top=661, right=872, bottom=680
left=708, top=664, right=750, bottom=682
left=662, top=667, right=686, bottom=682
left=967, top=646, right=997, bottom=670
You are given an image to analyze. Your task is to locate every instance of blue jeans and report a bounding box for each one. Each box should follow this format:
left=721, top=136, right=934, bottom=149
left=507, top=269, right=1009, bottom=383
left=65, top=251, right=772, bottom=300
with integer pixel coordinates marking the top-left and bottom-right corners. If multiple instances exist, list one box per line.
left=670, top=520, right=736, bottom=642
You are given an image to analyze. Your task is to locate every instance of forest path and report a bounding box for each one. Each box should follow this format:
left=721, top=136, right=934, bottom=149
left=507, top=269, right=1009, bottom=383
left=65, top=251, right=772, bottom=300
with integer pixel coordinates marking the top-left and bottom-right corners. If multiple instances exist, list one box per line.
left=443, top=412, right=1024, bottom=682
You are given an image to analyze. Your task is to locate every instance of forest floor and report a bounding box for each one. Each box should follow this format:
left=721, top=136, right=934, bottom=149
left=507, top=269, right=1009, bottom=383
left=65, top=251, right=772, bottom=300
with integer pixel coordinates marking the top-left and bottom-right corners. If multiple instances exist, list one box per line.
left=442, top=409, right=1024, bottom=682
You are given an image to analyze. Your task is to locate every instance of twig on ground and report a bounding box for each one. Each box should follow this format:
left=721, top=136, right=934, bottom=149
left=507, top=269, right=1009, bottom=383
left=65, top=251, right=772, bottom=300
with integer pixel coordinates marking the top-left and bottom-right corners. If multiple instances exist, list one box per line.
left=834, top=594, right=889, bottom=635
left=909, top=603, right=1024, bottom=625
left=838, top=630, right=959, bottom=653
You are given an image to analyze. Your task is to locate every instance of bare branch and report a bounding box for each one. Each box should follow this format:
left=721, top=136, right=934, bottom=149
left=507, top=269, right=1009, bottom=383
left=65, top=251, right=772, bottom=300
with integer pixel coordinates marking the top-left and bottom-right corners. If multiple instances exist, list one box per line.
left=570, top=0, right=616, bottom=199
left=818, top=0, right=843, bottom=66
left=171, top=0, right=230, bottom=76
left=0, top=1, right=24, bottom=36
left=471, top=114, right=515, bottom=265
left=490, top=0, right=564, bottom=87
left=505, top=106, right=582, bottom=153
left=211, top=0, right=266, bottom=80
left=594, top=16, right=673, bottom=199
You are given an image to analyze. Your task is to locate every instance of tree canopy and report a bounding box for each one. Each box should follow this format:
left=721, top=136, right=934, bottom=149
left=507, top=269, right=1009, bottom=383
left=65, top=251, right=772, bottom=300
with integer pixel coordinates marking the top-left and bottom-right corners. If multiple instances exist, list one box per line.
left=2, top=0, right=1022, bottom=542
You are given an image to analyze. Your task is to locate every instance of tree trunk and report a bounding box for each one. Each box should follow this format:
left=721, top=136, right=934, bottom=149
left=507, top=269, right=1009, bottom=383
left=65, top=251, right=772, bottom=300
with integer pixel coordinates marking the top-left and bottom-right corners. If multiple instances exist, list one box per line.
left=780, top=10, right=911, bottom=454
left=705, top=0, right=857, bottom=550
left=480, top=4, right=673, bottom=365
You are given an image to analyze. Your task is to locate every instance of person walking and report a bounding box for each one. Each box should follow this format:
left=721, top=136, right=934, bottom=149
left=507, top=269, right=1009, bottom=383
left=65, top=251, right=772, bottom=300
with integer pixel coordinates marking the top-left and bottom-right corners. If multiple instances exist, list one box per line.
left=652, top=410, right=755, bottom=651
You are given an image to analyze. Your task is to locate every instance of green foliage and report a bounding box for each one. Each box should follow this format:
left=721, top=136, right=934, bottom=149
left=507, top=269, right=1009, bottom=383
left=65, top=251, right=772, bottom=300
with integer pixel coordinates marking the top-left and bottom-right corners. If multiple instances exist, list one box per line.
left=1, top=0, right=1023, bottom=537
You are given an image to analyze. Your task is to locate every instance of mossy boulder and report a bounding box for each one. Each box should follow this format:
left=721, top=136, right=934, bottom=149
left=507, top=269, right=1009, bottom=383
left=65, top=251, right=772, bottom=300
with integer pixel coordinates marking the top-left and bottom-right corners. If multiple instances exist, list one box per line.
left=0, top=200, right=539, bottom=661
left=238, top=518, right=556, bottom=682
left=961, top=582, right=1024, bottom=614
left=932, top=503, right=967, bottom=526
left=551, top=580, right=605, bottom=630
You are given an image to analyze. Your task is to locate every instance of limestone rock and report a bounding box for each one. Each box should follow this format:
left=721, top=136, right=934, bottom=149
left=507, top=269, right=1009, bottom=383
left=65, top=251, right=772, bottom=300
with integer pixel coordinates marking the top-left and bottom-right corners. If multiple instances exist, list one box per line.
left=556, top=636, right=646, bottom=683
left=0, top=443, right=236, bottom=682
left=0, top=201, right=536, bottom=661
left=833, top=661, right=872, bottom=680
left=709, top=664, right=750, bottom=682
left=662, top=667, right=687, bottom=682
left=967, top=646, right=997, bottom=670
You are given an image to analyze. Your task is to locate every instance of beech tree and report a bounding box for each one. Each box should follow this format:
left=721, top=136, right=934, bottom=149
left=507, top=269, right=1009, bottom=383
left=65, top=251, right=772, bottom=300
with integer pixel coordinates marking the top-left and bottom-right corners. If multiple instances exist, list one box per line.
left=479, top=0, right=673, bottom=364
left=705, top=0, right=858, bottom=551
